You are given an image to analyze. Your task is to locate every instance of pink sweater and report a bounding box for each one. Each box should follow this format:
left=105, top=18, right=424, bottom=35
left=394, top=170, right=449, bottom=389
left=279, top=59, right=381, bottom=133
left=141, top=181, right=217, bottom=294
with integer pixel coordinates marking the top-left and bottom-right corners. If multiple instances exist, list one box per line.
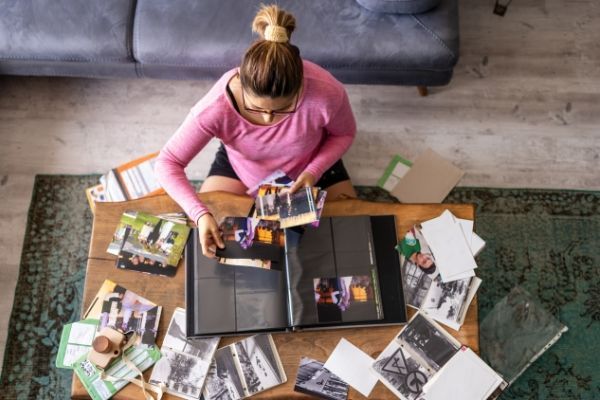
left=155, top=60, right=356, bottom=223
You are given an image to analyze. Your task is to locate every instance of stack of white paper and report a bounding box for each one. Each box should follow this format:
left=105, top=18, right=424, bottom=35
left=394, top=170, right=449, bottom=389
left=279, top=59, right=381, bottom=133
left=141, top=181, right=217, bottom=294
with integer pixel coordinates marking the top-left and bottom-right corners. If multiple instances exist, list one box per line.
left=423, top=347, right=506, bottom=400
left=420, top=210, right=485, bottom=282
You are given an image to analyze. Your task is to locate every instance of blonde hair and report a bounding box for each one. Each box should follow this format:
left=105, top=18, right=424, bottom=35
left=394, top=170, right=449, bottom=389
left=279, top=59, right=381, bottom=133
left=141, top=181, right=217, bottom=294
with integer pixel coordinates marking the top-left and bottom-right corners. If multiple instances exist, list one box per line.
left=240, top=4, right=303, bottom=98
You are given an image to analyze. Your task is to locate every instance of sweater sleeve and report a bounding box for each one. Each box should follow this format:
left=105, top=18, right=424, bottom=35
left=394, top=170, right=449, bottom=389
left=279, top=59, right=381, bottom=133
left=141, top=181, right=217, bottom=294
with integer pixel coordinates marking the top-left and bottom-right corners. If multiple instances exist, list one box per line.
left=303, top=89, right=356, bottom=180
left=155, top=111, right=214, bottom=224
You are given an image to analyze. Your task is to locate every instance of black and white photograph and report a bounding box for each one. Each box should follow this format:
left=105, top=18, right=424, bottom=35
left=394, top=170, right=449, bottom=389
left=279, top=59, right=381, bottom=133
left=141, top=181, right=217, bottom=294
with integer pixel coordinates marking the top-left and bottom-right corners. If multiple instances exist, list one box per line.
left=203, top=348, right=246, bottom=400
left=399, top=226, right=440, bottom=309
left=294, top=357, right=349, bottom=400
left=150, top=308, right=219, bottom=400
left=401, top=257, right=435, bottom=309
left=149, top=348, right=210, bottom=400
left=233, top=334, right=286, bottom=396
left=421, top=276, right=473, bottom=329
left=397, top=313, right=459, bottom=371
left=162, top=308, right=220, bottom=358
left=372, top=340, right=432, bottom=400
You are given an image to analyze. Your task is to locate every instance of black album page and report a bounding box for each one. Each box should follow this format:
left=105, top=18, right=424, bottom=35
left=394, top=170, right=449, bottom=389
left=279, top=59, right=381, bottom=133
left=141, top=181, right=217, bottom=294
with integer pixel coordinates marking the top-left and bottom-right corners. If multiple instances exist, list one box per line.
left=185, top=230, right=289, bottom=337
left=285, top=216, right=407, bottom=329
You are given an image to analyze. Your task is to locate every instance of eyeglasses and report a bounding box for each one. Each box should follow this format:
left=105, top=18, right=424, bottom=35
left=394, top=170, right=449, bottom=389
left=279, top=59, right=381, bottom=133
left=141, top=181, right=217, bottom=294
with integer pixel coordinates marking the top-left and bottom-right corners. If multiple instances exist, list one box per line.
left=241, top=86, right=299, bottom=116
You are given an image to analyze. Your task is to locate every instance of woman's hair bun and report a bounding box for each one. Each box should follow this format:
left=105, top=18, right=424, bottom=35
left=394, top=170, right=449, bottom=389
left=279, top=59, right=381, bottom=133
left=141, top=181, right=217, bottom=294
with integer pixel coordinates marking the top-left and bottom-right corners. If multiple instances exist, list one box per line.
left=252, top=4, right=296, bottom=43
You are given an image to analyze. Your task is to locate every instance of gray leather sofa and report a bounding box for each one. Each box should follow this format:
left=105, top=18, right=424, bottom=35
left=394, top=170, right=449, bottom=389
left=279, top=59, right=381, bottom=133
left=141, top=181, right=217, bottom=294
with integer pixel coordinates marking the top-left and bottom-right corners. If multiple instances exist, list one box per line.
left=0, top=0, right=459, bottom=89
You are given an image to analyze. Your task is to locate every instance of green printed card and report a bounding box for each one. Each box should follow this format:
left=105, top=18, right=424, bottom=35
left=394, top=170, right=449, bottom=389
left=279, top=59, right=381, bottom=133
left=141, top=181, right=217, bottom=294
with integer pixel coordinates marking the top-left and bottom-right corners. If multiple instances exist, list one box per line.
left=377, top=155, right=413, bottom=191
left=56, top=318, right=99, bottom=369
left=73, top=345, right=161, bottom=400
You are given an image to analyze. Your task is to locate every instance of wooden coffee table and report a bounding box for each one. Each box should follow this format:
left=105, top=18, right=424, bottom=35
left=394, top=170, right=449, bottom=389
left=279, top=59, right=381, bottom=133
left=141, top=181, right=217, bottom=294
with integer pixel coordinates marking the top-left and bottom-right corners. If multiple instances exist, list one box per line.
left=71, top=192, right=477, bottom=399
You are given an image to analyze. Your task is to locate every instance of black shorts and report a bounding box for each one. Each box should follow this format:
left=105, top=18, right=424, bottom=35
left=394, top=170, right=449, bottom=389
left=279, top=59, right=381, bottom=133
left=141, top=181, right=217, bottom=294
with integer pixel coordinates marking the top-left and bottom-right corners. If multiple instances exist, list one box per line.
left=207, top=144, right=351, bottom=189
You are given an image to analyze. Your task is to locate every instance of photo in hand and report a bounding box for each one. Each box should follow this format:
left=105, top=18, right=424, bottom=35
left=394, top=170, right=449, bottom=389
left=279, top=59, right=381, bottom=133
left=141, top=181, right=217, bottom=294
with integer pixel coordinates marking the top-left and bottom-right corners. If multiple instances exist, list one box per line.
left=216, top=217, right=284, bottom=270
left=254, top=184, right=319, bottom=228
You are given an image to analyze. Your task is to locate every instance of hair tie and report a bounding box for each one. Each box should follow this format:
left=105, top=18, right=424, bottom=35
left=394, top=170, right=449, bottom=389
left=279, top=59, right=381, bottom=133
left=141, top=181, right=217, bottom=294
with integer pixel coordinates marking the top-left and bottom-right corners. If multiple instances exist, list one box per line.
left=264, top=25, right=289, bottom=43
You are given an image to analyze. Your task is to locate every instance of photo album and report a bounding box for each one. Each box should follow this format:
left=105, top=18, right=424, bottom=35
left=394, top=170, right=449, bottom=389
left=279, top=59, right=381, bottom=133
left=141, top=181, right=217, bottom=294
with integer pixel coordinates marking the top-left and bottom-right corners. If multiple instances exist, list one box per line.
left=185, top=215, right=407, bottom=337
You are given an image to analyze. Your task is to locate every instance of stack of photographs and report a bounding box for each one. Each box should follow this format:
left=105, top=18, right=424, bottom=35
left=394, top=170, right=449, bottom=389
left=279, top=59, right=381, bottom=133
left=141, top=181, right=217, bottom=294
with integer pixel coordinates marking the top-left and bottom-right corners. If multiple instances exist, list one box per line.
left=372, top=313, right=507, bottom=400
left=215, top=217, right=285, bottom=270
left=254, top=184, right=327, bottom=229
left=398, top=225, right=481, bottom=331
left=149, top=308, right=220, bottom=400
left=203, top=334, right=287, bottom=400
left=95, top=282, right=162, bottom=346
left=294, top=357, right=349, bottom=400
left=108, top=210, right=191, bottom=277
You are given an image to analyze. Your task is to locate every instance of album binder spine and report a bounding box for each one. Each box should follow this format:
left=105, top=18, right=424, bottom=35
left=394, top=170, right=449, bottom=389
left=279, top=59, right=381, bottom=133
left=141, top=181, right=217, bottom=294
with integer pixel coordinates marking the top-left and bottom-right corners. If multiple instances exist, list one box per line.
left=283, top=231, right=295, bottom=329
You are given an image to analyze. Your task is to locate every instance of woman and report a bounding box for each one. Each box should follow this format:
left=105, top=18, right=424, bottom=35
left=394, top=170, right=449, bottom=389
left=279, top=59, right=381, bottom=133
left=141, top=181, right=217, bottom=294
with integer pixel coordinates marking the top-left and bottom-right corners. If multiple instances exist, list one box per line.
left=155, top=4, right=357, bottom=258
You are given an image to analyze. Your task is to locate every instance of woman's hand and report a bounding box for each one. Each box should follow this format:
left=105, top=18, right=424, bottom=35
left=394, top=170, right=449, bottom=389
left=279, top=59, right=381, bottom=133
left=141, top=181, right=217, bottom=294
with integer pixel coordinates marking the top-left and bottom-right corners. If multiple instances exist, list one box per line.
left=289, top=171, right=316, bottom=193
left=197, top=213, right=225, bottom=258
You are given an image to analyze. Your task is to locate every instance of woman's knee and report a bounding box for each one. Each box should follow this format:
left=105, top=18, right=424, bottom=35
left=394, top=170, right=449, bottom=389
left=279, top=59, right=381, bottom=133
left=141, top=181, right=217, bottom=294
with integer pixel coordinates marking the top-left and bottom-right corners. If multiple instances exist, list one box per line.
left=199, top=176, right=248, bottom=195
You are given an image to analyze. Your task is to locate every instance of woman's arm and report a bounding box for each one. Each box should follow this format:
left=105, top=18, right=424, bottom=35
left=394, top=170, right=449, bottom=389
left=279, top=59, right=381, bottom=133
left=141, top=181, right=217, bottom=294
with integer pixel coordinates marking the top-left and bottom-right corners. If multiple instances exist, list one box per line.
left=155, top=111, right=214, bottom=224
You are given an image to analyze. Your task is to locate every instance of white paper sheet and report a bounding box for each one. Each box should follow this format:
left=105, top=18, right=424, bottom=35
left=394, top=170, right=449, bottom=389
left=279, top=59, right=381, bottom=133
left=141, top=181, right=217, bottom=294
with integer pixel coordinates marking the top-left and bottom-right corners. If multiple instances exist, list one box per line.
left=470, top=232, right=486, bottom=256
left=448, top=217, right=486, bottom=257
left=423, top=347, right=504, bottom=400
left=68, top=322, right=97, bottom=345
left=323, top=338, right=378, bottom=397
left=443, top=269, right=476, bottom=282
left=421, top=210, right=478, bottom=282
left=456, top=218, right=474, bottom=248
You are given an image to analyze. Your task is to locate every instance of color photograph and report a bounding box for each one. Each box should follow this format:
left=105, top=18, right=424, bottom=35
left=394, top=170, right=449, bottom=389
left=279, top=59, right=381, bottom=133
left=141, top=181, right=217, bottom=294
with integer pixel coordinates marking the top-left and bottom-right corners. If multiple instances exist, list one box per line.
left=98, top=284, right=161, bottom=346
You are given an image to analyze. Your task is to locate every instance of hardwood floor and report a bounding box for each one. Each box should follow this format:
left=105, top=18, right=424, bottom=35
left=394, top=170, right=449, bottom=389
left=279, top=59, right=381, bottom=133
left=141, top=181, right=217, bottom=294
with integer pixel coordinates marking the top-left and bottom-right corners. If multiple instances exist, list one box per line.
left=0, top=0, right=599, bottom=373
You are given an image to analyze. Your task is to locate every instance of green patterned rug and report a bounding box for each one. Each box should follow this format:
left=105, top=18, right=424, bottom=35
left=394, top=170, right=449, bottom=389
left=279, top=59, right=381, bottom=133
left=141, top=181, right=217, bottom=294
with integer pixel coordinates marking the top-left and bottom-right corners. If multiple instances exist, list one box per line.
left=1, top=175, right=598, bottom=399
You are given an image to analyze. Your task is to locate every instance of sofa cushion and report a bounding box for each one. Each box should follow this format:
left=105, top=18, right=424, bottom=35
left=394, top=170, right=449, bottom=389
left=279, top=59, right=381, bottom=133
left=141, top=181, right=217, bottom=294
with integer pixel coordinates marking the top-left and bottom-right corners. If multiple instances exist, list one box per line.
left=133, top=0, right=458, bottom=85
left=355, top=0, right=441, bottom=14
left=0, top=0, right=135, bottom=62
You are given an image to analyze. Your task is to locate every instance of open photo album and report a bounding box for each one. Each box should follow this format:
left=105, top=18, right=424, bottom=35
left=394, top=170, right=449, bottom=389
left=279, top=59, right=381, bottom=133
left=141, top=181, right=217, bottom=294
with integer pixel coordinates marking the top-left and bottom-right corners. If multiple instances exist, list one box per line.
left=185, top=215, right=407, bottom=337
